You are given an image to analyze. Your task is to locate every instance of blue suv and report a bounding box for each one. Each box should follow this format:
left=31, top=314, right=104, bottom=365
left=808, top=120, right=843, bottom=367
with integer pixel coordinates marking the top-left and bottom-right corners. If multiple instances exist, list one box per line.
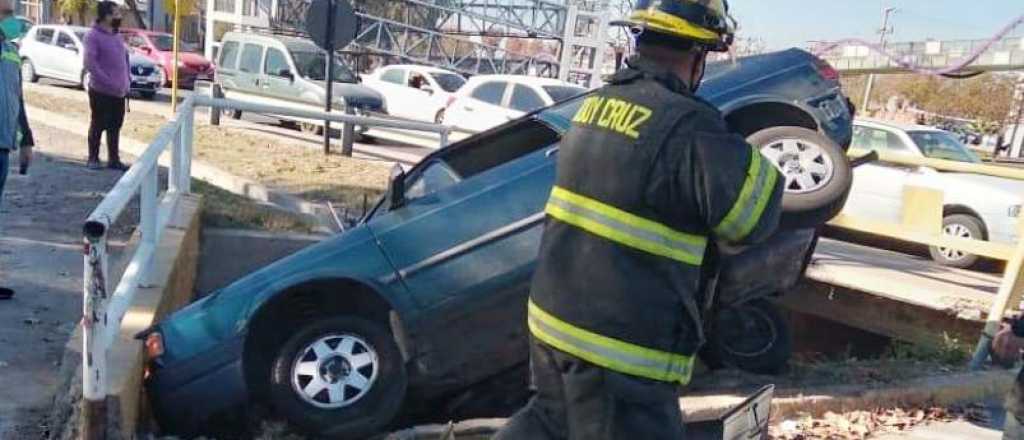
left=143, top=49, right=854, bottom=438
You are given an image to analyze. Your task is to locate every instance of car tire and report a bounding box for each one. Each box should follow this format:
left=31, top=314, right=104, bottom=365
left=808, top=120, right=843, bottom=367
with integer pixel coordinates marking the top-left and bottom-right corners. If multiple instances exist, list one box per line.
left=269, top=316, right=406, bottom=438
left=231, top=109, right=243, bottom=120
left=701, top=299, right=792, bottom=375
left=140, top=91, right=157, bottom=100
left=21, top=60, right=38, bottom=83
left=299, top=121, right=323, bottom=135
left=928, top=214, right=984, bottom=269
left=750, top=127, right=852, bottom=229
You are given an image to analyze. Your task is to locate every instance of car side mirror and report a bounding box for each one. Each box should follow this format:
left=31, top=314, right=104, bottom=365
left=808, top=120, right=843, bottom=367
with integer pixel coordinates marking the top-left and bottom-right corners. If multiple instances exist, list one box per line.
left=140, top=46, right=152, bottom=54
left=421, top=85, right=434, bottom=95
left=63, top=43, right=78, bottom=52
left=279, top=70, right=294, bottom=82
left=388, top=163, right=407, bottom=210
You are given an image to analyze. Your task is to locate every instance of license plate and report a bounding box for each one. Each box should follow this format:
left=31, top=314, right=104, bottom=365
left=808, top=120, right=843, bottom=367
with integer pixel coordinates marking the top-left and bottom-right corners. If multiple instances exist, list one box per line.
left=820, top=96, right=847, bottom=121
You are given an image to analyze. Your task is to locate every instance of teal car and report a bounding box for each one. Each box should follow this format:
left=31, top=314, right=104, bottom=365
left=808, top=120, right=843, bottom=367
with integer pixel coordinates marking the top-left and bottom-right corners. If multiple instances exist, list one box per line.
left=144, top=49, right=855, bottom=438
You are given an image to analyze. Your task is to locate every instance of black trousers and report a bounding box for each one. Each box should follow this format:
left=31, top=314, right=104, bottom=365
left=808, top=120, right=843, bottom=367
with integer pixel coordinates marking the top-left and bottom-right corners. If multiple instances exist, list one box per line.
left=87, top=90, right=126, bottom=164
left=494, top=338, right=687, bottom=440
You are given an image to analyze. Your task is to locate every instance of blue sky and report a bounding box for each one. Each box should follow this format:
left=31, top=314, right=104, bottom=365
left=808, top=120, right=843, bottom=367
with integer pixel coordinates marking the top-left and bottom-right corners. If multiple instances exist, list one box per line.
left=731, top=0, right=1024, bottom=49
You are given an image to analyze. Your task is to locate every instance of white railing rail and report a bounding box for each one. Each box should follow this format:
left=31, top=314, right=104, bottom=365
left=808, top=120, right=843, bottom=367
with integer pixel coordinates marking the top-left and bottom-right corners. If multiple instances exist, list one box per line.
left=81, top=94, right=472, bottom=440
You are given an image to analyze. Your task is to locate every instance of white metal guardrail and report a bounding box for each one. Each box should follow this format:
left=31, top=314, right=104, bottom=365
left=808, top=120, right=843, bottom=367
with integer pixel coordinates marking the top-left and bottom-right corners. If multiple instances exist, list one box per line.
left=80, top=95, right=469, bottom=439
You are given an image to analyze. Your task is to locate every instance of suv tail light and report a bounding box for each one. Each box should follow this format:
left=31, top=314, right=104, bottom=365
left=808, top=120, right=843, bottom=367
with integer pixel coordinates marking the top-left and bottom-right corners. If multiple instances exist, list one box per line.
left=814, top=58, right=840, bottom=82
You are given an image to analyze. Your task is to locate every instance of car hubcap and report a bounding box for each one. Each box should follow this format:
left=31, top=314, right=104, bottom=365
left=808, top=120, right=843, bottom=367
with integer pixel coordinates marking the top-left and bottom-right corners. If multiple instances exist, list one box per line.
left=760, top=139, right=835, bottom=194
left=291, top=334, right=378, bottom=409
left=939, top=223, right=973, bottom=260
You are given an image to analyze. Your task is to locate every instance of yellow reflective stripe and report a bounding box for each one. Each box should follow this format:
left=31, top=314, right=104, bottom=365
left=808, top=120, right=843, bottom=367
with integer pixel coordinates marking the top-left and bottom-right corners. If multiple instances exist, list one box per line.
left=1, top=50, right=19, bottom=65
left=630, top=9, right=719, bottom=42
left=713, top=149, right=780, bottom=242
left=528, top=300, right=694, bottom=384
left=546, top=187, right=706, bottom=265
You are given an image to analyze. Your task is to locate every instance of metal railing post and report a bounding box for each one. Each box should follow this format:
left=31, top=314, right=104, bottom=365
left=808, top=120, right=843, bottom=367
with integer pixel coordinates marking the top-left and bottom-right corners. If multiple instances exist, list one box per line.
left=169, top=122, right=182, bottom=194
left=181, top=104, right=194, bottom=193
left=139, top=165, right=158, bottom=287
left=342, top=105, right=355, bottom=157
left=439, top=126, right=450, bottom=148
left=82, top=230, right=109, bottom=440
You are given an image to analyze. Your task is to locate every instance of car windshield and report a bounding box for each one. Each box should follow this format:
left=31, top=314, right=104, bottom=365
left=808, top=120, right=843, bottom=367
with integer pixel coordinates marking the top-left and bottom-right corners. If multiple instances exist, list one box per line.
left=150, top=34, right=198, bottom=52
left=908, top=131, right=981, bottom=163
left=430, top=72, right=465, bottom=92
left=291, top=50, right=357, bottom=83
left=543, top=85, right=587, bottom=103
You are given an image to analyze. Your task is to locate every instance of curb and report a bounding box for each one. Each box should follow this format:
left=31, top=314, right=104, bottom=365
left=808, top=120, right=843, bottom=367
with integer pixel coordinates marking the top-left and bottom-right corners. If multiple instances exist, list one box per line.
left=24, top=105, right=336, bottom=234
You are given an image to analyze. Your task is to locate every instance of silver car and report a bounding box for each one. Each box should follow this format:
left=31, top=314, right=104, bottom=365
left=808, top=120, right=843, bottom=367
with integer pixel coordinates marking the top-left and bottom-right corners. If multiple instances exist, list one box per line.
left=19, top=24, right=163, bottom=99
left=841, top=118, right=1023, bottom=268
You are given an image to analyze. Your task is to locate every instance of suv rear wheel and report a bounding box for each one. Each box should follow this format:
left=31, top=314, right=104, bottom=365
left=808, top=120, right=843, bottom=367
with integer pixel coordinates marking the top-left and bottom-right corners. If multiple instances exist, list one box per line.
left=269, top=316, right=406, bottom=438
left=750, top=126, right=852, bottom=228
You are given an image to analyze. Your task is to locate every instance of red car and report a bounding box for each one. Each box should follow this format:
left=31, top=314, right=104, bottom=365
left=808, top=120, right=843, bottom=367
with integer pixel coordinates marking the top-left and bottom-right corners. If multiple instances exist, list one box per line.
left=120, top=29, right=214, bottom=89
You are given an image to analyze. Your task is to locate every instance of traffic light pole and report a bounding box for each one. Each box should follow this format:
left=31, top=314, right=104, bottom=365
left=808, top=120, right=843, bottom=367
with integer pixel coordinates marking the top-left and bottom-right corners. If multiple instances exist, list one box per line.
left=323, top=0, right=336, bottom=155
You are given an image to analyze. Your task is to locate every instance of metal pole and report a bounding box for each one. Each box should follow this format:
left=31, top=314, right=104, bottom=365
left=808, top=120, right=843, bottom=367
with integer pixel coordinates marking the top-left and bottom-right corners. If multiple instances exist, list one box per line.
left=171, top=0, right=181, bottom=113
left=1010, top=84, right=1024, bottom=158
left=82, top=233, right=110, bottom=440
left=862, top=7, right=897, bottom=111
left=323, top=0, right=336, bottom=155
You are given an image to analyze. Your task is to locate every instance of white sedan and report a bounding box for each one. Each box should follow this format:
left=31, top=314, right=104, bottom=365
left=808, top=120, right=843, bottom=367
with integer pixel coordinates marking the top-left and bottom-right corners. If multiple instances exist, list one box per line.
left=362, top=64, right=467, bottom=122
left=840, top=118, right=1024, bottom=268
left=442, top=75, right=587, bottom=132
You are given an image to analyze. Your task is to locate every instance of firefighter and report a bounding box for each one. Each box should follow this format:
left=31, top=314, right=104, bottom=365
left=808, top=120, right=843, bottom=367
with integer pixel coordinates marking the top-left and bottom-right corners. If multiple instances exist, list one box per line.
left=494, top=1, right=785, bottom=438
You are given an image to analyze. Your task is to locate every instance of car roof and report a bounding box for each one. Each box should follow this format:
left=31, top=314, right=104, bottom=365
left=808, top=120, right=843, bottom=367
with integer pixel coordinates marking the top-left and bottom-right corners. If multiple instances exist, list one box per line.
left=221, top=31, right=319, bottom=52
left=380, top=64, right=455, bottom=74
left=855, top=118, right=943, bottom=133
left=466, top=74, right=581, bottom=88
left=37, top=24, right=89, bottom=33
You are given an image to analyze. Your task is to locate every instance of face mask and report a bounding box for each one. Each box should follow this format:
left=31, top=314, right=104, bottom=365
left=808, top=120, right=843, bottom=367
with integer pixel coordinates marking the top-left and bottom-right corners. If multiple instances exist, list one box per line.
left=111, top=18, right=122, bottom=30
left=0, top=17, right=25, bottom=41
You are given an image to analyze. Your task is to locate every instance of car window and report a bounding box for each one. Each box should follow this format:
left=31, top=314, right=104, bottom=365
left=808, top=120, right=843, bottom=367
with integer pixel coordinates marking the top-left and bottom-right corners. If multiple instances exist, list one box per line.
left=264, top=48, right=290, bottom=76
left=125, top=34, right=148, bottom=49
left=852, top=126, right=910, bottom=152
left=404, top=160, right=461, bottom=201
left=908, top=131, right=981, bottom=163
left=291, top=50, right=357, bottom=83
left=470, top=81, right=507, bottom=105
left=56, top=32, right=76, bottom=50
left=509, top=84, right=546, bottom=112
left=408, top=72, right=429, bottom=89
left=238, top=43, right=264, bottom=74
left=219, top=41, right=240, bottom=70
left=542, top=85, right=587, bottom=103
left=35, top=27, right=54, bottom=43
left=430, top=72, right=466, bottom=92
left=380, top=68, right=405, bottom=85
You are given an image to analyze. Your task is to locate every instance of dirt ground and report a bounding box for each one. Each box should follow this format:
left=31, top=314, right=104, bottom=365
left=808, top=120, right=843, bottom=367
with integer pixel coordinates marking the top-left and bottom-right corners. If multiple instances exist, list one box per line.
left=23, top=89, right=390, bottom=209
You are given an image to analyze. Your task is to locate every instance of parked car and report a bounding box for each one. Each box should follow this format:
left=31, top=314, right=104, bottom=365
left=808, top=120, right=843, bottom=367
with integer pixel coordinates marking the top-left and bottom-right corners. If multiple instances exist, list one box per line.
left=363, top=64, right=466, bottom=123
left=19, top=24, right=162, bottom=99
left=143, top=49, right=855, bottom=438
left=841, top=119, right=1023, bottom=268
left=442, top=75, right=587, bottom=132
left=215, top=31, right=385, bottom=133
left=121, top=28, right=214, bottom=89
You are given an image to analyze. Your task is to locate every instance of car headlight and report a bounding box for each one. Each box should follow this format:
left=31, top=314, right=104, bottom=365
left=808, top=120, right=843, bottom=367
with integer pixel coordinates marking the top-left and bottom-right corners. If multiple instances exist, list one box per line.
left=1010, top=205, right=1021, bottom=218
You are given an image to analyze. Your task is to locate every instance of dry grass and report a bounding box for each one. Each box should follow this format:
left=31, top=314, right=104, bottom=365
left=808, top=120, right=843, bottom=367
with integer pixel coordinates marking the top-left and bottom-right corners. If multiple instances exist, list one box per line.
left=191, top=179, right=315, bottom=233
left=24, top=90, right=390, bottom=208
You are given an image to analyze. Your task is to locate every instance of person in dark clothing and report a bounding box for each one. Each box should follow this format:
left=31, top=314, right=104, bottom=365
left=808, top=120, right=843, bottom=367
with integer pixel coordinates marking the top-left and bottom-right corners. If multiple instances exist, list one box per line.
left=493, top=1, right=784, bottom=439
left=84, top=1, right=129, bottom=171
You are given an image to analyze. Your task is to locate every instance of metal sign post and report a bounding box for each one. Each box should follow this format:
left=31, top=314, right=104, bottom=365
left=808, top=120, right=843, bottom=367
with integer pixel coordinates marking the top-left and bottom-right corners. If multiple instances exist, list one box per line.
left=305, top=0, right=356, bottom=155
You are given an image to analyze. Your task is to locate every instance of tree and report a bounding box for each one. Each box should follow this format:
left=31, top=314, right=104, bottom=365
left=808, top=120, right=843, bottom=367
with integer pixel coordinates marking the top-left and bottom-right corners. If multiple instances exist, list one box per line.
left=59, top=0, right=94, bottom=25
left=125, top=0, right=147, bottom=29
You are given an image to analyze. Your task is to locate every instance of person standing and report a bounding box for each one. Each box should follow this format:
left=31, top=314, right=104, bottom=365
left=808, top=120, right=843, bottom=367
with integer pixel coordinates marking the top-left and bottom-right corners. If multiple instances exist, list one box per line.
left=493, top=1, right=784, bottom=439
left=0, top=0, right=25, bottom=299
left=84, top=1, right=129, bottom=171
left=994, top=320, right=1024, bottom=439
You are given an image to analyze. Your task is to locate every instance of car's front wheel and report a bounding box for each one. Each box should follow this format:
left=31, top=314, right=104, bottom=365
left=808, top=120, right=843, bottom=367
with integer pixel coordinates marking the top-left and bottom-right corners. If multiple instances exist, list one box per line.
left=929, top=214, right=985, bottom=268
left=751, top=126, right=853, bottom=229
left=269, top=316, right=407, bottom=438
left=21, top=59, right=38, bottom=83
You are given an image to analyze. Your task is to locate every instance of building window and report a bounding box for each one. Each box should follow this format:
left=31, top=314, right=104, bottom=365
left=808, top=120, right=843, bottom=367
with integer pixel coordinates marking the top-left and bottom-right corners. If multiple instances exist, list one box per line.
left=214, top=0, right=235, bottom=13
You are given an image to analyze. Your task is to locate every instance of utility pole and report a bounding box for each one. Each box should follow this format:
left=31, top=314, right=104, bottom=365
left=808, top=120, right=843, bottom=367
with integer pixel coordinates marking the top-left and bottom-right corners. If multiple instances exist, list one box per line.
left=862, top=7, right=898, bottom=111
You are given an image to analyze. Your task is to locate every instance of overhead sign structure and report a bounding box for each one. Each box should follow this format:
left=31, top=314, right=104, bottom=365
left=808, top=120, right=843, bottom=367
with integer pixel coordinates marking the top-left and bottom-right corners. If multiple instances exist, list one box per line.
left=305, top=0, right=358, bottom=51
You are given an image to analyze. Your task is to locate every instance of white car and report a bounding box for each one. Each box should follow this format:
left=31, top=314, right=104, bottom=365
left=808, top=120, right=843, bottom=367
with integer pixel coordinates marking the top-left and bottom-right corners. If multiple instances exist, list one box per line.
left=841, top=118, right=1024, bottom=268
left=363, top=64, right=466, bottom=123
left=19, top=24, right=162, bottom=99
left=443, top=75, right=587, bottom=132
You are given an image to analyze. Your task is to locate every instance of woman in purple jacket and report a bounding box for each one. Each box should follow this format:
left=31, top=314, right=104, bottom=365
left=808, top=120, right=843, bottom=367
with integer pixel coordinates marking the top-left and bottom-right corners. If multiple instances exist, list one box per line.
left=83, top=1, right=129, bottom=171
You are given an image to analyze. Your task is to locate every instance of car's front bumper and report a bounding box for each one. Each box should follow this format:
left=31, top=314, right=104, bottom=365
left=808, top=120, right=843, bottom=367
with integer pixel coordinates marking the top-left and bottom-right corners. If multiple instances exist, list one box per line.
left=146, top=335, right=248, bottom=436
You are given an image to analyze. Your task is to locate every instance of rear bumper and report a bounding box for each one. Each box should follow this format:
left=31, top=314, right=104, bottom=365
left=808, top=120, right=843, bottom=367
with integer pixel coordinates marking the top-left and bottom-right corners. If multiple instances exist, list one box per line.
left=146, top=336, right=248, bottom=436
